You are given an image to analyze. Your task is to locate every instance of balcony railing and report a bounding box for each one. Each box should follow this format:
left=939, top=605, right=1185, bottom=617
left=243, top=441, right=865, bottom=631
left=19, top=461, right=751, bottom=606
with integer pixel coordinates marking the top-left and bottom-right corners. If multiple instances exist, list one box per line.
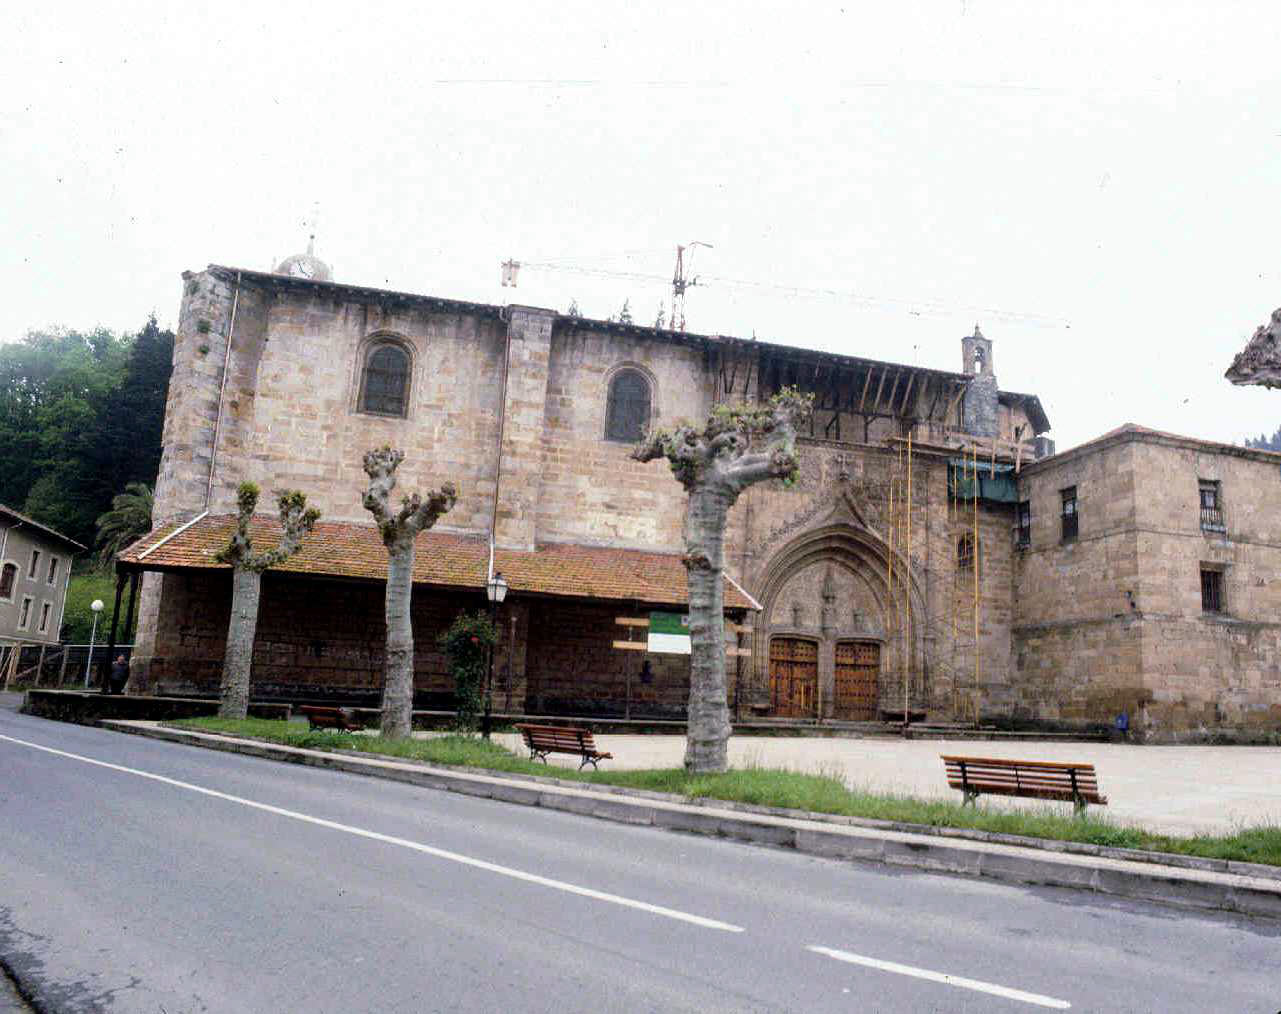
left=1200, top=507, right=1225, bottom=532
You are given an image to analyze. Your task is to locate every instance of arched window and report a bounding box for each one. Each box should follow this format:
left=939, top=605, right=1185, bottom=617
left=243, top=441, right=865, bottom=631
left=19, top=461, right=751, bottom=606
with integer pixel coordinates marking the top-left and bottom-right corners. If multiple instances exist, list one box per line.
left=0, top=562, right=16, bottom=601
left=358, top=342, right=411, bottom=417
left=957, top=533, right=976, bottom=571
left=605, top=369, right=651, bottom=442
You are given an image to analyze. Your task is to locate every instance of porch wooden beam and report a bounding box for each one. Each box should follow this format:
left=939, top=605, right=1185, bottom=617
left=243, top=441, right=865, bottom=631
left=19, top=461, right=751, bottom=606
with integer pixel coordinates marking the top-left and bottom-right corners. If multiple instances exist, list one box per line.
left=872, top=366, right=890, bottom=412
left=898, top=370, right=917, bottom=415
left=612, top=640, right=648, bottom=651
left=885, top=369, right=903, bottom=414
left=858, top=367, right=874, bottom=412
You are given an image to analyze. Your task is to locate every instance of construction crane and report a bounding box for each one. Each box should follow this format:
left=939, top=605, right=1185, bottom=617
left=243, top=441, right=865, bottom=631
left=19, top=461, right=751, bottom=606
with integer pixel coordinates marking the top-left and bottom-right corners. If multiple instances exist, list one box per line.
left=500, top=248, right=1070, bottom=332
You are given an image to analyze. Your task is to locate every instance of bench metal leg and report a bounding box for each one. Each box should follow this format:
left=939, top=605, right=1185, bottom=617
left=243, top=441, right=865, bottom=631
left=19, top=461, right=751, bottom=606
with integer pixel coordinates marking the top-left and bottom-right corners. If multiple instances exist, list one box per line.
left=530, top=749, right=549, bottom=763
left=1073, top=795, right=1086, bottom=815
left=962, top=789, right=978, bottom=807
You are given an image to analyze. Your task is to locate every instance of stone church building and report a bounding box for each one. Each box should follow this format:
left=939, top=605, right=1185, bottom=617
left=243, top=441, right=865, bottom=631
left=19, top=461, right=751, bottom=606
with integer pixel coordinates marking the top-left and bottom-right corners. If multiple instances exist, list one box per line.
left=119, top=246, right=1281, bottom=740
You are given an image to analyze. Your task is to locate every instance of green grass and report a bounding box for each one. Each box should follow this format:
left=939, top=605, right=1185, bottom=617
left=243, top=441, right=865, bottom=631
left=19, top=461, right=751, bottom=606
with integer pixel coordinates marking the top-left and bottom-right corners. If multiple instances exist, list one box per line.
left=175, top=717, right=1281, bottom=867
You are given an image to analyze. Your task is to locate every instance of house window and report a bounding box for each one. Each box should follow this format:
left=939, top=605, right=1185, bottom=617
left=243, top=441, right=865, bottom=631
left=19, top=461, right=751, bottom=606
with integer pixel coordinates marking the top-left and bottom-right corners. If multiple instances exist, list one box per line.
left=604, top=369, right=651, bottom=442
left=27, top=549, right=41, bottom=579
left=0, top=563, right=15, bottom=601
left=358, top=342, right=411, bottom=417
left=1201, top=567, right=1224, bottom=613
left=17, top=596, right=33, bottom=631
left=957, top=533, right=976, bottom=570
left=38, top=601, right=51, bottom=634
left=1016, top=500, right=1031, bottom=548
left=46, top=556, right=59, bottom=585
left=1060, top=486, right=1078, bottom=541
left=1199, top=480, right=1224, bottom=532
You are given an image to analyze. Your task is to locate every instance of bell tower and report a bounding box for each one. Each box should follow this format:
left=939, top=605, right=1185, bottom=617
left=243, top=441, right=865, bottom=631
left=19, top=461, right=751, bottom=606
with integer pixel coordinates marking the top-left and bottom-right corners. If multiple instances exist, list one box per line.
left=961, top=324, right=999, bottom=437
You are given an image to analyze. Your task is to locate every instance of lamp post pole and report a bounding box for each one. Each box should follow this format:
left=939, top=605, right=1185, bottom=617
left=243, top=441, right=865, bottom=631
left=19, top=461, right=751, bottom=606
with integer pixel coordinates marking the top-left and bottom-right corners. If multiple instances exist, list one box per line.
left=483, top=572, right=508, bottom=740
left=83, top=599, right=104, bottom=689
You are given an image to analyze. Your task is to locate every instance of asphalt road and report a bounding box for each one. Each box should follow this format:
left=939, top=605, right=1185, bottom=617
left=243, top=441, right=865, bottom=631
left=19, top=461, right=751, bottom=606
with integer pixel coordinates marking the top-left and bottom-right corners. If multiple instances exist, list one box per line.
left=1, top=702, right=1277, bottom=1013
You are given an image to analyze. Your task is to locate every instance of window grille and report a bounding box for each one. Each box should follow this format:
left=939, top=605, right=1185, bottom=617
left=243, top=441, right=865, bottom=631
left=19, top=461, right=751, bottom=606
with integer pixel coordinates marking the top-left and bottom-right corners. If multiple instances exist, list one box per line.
left=359, top=343, right=410, bottom=416
left=1060, top=487, right=1078, bottom=541
left=605, top=370, right=651, bottom=442
left=957, top=533, right=976, bottom=570
left=1200, top=568, right=1223, bottom=613
left=0, top=563, right=15, bottom=600
left=1016, top=500, right=1031, bottom=548
left=1199, top=480, right=1224, bottom=532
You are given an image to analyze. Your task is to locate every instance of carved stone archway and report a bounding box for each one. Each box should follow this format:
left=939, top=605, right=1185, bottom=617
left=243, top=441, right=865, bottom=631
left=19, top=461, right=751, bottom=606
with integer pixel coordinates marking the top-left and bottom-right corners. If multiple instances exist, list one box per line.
left=750, top=524, right=927, bottom=720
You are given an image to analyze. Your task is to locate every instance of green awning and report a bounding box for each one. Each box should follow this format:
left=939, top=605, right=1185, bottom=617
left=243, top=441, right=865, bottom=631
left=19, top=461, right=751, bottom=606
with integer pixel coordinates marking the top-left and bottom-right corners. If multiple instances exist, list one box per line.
left=948, top=459, right=1018, bottom=504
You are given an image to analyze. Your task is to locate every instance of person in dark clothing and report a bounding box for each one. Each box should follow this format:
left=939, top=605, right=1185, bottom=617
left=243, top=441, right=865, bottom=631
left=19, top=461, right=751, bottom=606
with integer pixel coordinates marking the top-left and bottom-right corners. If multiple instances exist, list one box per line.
left=109, top=655, right=128, bottom=695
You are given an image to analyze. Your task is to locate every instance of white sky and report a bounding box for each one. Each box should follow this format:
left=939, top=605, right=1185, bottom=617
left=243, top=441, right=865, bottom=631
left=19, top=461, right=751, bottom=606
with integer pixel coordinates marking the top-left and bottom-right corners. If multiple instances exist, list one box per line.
left=5, top=0, right=1281, bottom=450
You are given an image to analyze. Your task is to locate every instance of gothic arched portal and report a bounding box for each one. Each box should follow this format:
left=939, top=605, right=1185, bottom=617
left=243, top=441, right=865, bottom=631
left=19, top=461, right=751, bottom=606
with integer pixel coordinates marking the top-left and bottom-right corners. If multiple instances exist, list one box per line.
left=752, top=524, right=926, bottom=721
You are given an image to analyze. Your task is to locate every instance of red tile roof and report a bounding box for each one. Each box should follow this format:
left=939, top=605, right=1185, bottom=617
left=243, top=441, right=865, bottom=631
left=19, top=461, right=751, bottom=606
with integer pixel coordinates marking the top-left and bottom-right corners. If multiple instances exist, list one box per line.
left=118, top=515, right=756, bottom=610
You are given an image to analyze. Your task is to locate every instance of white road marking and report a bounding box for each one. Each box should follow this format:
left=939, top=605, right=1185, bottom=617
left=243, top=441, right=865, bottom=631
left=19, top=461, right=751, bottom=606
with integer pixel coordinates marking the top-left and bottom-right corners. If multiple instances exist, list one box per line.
left=0, top=733, right=744, bottom=933
left=808, top=945, right=1071, bottom=1009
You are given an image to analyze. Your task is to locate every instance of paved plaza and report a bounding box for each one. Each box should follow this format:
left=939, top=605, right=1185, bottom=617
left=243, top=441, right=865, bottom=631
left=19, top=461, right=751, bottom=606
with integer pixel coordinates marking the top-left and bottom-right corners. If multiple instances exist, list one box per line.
left=490, top=732, right=1281, bottom=837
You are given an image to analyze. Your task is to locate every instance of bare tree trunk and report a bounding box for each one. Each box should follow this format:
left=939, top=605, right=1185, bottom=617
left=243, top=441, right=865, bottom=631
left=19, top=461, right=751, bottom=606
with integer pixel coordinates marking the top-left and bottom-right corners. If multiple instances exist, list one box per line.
left=684, top=487, right=733, bottom=773
left=218, top=567, right=262, bottom=719
left=381, top=535, right=416, bottom=738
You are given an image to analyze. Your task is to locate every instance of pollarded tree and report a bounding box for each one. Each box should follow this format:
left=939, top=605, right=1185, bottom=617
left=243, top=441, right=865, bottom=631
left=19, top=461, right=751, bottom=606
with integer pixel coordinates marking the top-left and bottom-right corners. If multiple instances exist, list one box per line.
left=1226, top=307, right=1281, bottom=389
left=362, top=447, right=457, bottom=738
left=215, top=482, right=320, bottom=719
left=632, top=388, right=814, bottom=773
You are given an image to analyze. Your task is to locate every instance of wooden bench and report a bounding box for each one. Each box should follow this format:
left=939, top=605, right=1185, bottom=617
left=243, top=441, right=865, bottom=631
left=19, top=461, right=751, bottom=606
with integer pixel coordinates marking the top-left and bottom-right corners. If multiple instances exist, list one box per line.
left=297, top=705, right=365, bottom=732
left=515, top=723, right=613, bottom=770
left=941, top=755, right=1108, bottom=813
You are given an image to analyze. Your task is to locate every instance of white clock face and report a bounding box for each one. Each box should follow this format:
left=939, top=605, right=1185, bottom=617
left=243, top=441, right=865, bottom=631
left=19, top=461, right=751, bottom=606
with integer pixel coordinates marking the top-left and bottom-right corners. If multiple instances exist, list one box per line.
left=290, top=260, right=314, bottom=279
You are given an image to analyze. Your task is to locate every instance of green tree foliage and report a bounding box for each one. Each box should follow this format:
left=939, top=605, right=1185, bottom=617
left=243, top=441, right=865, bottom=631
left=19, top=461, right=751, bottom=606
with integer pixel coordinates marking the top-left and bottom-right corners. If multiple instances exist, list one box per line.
left=0, top=317, right=173, bottom=549
left=1245, top=426, right=1281, bottom=451
left=94, top=482, right=154, bottom=565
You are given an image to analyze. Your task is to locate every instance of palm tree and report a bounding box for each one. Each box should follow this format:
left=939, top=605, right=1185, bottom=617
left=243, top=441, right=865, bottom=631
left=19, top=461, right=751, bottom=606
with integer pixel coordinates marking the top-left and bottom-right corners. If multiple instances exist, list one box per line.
left=94, top=482, right=154, bottom=565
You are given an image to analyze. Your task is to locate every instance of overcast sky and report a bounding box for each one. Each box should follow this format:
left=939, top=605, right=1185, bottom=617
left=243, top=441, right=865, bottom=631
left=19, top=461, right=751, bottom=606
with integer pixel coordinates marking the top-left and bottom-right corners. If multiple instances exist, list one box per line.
left=6, top=1, right=1281, bottom=450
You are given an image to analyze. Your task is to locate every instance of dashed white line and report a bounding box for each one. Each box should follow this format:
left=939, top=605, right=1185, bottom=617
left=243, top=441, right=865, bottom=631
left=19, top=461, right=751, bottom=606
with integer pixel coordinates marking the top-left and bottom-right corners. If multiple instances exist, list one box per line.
left=808, top=945, right=1071, bottom=1009
left=0, top=732, right=744, bottom=934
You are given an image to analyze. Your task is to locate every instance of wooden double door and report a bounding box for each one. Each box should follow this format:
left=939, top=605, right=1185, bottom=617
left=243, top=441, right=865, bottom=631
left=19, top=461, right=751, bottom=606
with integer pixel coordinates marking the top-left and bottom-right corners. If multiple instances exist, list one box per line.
left=769, top=637, right=880, bottom=720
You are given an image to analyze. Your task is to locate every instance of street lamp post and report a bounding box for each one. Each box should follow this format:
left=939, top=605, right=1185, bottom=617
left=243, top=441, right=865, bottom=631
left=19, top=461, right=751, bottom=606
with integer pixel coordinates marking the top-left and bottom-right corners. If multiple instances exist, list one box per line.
left=84, top=599, right=104, bottom=689
left=483, top=571, right=508, bottom=739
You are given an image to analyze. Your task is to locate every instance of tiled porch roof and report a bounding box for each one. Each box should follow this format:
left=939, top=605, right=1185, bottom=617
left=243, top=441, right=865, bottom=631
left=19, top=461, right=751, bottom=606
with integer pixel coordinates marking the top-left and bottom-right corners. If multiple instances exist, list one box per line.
left=118, top=515, right=756, bottom=610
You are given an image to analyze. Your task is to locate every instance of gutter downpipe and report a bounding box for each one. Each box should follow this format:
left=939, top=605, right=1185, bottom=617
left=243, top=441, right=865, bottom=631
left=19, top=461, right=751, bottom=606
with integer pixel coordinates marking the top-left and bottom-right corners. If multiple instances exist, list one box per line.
left=487, top=309, right=514, bottom=584
left=204, top=270, right=242, bottom=511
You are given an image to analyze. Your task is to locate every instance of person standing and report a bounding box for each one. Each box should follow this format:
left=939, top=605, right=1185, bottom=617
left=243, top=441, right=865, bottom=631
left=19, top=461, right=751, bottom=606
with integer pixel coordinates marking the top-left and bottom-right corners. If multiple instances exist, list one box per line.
left=109, top=654, right=129, bottom=695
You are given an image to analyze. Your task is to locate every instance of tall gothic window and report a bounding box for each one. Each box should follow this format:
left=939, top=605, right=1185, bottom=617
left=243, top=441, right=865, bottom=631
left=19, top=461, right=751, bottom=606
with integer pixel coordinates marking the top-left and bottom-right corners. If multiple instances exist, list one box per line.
left=604, top=369, right=651, bottom=442
left=359, top=342, right=411, bottom=417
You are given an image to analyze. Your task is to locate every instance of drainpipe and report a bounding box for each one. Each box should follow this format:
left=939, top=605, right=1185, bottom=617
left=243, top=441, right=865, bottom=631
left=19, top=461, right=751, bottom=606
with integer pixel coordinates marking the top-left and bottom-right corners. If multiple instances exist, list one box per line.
left=204, top=271, right=242, bottom=511
left=487, top=310, right=513, bottom=583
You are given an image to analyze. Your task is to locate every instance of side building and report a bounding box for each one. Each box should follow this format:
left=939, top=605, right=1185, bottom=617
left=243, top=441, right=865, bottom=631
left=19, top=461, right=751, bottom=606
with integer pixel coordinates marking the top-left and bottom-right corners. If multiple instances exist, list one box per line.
left=0, top=505, right=82, bottom=647
left=1013, top=425, right=1281, bottom=740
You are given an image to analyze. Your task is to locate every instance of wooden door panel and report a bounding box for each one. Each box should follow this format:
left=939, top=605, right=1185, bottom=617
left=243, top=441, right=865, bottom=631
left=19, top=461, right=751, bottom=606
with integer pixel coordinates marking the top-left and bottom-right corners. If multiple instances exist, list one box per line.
left=834, top=640, right=878, bottom=721
left=769, top=637, right=818, bottom=718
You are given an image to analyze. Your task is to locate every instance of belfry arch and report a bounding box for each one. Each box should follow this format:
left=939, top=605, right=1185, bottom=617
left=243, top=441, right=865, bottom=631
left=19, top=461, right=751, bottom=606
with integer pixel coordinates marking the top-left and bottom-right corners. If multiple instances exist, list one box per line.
left=751, top=524, right=928, bottom=720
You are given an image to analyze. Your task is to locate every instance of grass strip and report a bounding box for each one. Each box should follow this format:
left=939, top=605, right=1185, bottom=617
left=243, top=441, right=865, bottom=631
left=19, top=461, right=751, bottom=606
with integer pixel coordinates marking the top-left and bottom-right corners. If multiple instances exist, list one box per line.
left=175, top=717, right=1281, bottom=868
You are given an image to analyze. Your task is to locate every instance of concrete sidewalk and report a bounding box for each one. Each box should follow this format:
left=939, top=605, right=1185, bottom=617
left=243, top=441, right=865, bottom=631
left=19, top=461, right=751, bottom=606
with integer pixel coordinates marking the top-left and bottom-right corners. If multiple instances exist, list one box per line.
left=487, top=732, right=1281, bottom=836
left=103, top=720, right=1281, bottom=921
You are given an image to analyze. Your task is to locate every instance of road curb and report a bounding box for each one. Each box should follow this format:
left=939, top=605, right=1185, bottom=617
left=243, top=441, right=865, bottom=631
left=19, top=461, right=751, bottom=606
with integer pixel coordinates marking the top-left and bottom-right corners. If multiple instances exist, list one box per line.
left=101, top=720, right=1281, bottom=920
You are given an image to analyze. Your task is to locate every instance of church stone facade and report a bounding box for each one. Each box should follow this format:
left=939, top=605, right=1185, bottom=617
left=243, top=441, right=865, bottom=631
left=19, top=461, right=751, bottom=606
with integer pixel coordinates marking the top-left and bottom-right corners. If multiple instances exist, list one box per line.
left=119, top=253, right=1281, bottom=741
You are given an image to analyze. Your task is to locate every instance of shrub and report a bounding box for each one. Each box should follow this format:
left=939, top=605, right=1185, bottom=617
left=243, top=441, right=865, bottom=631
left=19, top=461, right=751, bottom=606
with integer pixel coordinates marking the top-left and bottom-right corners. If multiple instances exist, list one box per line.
left=439, top=611, right=496, bottom=733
